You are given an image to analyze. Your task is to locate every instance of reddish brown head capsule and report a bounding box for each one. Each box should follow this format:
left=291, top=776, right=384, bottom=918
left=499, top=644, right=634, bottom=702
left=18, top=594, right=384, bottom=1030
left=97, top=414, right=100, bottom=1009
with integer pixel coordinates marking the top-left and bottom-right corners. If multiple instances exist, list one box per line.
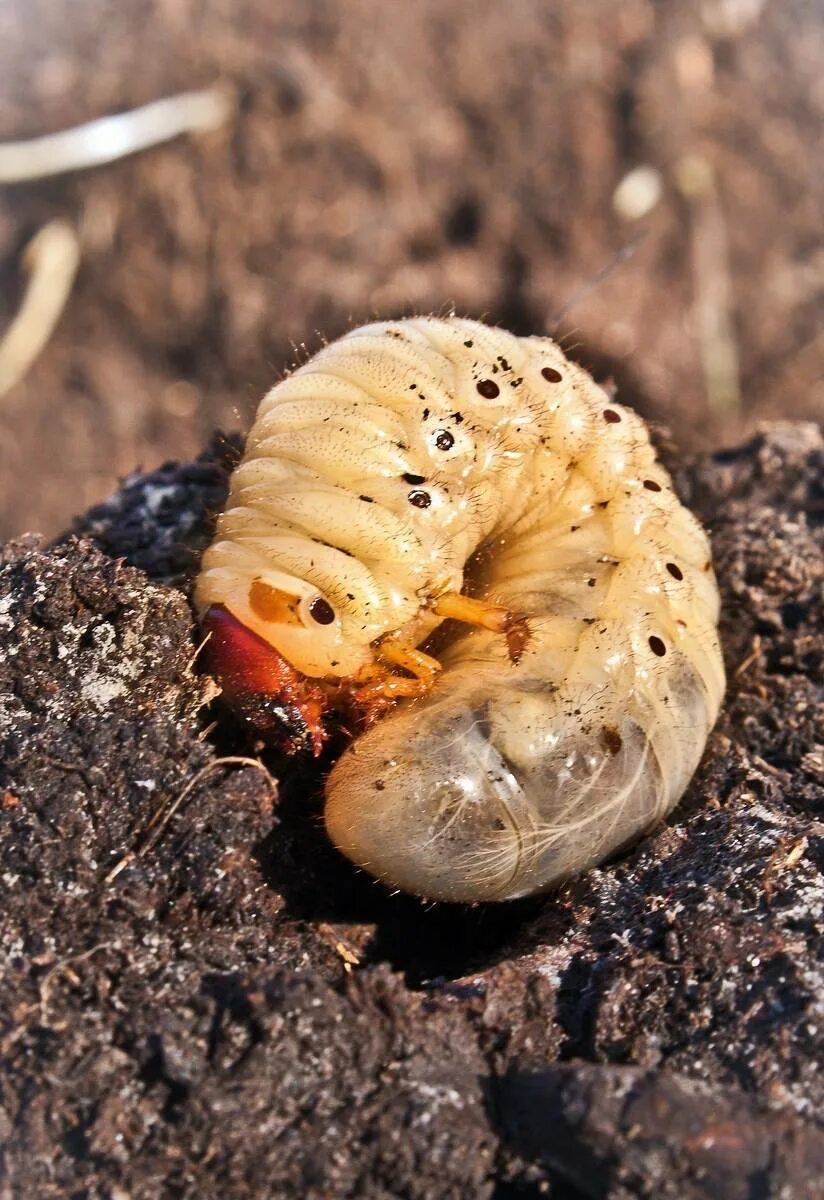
left=201, top=606, right=328, bottom=755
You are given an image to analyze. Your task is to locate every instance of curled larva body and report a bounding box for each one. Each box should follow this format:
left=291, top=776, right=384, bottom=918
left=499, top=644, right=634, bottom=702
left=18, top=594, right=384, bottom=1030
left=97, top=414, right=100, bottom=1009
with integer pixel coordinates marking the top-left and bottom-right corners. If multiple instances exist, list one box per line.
left=195, top=316, right=724, bottom=902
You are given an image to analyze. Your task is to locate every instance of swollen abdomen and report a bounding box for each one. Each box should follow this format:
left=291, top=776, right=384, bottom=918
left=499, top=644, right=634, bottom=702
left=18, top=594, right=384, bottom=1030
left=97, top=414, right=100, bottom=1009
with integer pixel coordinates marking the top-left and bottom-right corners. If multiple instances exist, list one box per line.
left=324, top=608, right=716, bottom=901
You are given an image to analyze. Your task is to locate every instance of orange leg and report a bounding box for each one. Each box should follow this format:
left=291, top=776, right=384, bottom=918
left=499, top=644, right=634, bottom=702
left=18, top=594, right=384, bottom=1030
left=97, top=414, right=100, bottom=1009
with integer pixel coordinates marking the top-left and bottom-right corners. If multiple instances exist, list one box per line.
left=348, top=592, right=530, bottom=715
left=433, top=591, right=531, bottom=664
left=378, top=640, right=441, bottom=686
left=352, top=639, right=442, bottom=706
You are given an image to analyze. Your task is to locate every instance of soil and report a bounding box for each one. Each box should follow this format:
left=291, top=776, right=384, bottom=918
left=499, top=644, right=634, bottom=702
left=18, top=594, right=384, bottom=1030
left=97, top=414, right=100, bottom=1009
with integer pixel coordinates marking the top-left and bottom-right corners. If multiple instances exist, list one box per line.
left=1, top=419, right=822, bottom=1198
left=0, top=0, right=822, bottom=541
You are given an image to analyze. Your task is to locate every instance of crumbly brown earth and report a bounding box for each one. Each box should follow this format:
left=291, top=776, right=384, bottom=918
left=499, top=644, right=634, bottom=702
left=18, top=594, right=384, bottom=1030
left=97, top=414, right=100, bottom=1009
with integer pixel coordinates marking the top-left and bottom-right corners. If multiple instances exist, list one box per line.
left=1, top=421, right=822, bottom=1199
left=0, top=0, right=822, bottom=539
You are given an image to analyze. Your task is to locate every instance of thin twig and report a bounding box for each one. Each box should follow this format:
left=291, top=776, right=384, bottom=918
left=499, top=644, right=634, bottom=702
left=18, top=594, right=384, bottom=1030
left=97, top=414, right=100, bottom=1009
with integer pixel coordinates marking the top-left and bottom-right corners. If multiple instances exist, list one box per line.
left=549, top=233, right=648, bottom=329
left=103, top=756, right=277, bottom=885
left=734, top=634, right=762, bottom=678
left=39, top=942, right=113, bottom=1024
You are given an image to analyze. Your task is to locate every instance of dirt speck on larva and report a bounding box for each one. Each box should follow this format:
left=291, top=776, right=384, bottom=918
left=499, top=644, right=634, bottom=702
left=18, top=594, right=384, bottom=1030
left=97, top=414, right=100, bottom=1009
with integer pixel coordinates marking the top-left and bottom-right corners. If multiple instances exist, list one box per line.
left=0, top=421, right=819, bottom=1197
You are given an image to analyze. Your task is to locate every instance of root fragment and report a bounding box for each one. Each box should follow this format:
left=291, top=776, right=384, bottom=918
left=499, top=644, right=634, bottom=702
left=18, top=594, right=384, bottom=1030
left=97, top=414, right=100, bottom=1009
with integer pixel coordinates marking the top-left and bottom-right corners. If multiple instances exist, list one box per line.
left=0, top=220, right=80, bottom=399
left=0, top=87, right=231, bottom=184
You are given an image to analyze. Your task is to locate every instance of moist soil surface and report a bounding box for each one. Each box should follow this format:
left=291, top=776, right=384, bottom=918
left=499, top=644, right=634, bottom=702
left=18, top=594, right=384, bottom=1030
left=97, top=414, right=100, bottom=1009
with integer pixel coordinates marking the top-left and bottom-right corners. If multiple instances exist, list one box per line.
left=1, top=420, right=822, bottom=1198
left=0, top=0, right=822, bottom=539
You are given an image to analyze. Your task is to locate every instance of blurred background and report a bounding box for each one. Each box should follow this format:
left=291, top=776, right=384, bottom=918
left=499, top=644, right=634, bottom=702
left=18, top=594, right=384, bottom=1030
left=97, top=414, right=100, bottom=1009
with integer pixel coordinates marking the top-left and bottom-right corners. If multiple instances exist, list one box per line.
left=0, top=0, right=821, bottom=541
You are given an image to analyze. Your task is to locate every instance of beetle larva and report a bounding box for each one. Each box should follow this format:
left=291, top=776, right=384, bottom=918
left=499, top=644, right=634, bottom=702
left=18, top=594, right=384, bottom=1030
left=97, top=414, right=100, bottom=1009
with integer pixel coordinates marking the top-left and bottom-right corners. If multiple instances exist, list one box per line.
left=195, top=317, right=725, bottom=902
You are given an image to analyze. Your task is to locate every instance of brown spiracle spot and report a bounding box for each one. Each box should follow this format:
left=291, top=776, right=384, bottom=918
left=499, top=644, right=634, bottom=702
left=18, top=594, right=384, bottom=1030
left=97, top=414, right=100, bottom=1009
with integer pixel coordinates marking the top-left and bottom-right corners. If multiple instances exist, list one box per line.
left=402, top=472, right=426, bottom=485
left=477, top=379, right=500, bottom=399
left=542, top=366, right=563, bottom=383
left=643, top=479, right=662, bottom=492
left=648, top=635, right=667, bottom=657
left=601, top=725, right=623, bottom=756
left=667, top=562, right=684, bottom=581
left=603, top=408, right=621, bottom=423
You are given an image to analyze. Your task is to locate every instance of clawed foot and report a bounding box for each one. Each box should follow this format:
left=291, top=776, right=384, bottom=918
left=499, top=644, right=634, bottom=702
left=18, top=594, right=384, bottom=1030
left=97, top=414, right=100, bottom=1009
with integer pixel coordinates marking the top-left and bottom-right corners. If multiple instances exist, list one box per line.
left=433, top=591, right=531, bottom=664
left=350, top=639, right=442, bottom=716
left=347, top=592, right=531, bottom=724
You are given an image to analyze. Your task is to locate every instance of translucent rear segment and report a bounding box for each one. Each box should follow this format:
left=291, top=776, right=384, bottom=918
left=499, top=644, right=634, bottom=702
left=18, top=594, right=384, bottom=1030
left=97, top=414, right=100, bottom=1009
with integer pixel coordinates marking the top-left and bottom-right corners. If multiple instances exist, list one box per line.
left=325, top=651, right=711, bottom=902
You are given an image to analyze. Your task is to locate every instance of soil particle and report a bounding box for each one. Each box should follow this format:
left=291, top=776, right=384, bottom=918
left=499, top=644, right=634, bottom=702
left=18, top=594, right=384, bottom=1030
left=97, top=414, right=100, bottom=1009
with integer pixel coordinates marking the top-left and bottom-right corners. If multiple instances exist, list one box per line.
left=2, top=422, right=823, bottom=1198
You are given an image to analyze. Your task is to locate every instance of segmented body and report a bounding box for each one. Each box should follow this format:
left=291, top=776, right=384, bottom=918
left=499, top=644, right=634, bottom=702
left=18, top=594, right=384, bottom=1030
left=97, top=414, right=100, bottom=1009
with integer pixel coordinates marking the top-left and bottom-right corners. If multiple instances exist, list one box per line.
left=195, top=317, right=725, bottom=901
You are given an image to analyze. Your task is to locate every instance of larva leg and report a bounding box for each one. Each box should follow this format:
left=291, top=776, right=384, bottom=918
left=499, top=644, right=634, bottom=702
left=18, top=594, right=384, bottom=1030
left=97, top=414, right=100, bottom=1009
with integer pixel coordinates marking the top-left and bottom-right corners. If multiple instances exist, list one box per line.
left=378, top=640, right=442, bottom=686
left=355, top=673, right=427, bottom=700
left=433, top=592, right=531, bottom=664
left=352, top=641, right=441, bottom=707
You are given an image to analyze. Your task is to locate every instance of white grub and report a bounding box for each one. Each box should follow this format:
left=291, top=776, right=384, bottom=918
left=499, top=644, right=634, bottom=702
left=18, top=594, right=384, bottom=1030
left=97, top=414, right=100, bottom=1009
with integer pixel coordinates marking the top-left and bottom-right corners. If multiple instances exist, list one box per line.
left=0, top=87, right=231, bottom=185
left=0, top=220, right=80, bottom=399
left=612, top=165, right=663, bottom=222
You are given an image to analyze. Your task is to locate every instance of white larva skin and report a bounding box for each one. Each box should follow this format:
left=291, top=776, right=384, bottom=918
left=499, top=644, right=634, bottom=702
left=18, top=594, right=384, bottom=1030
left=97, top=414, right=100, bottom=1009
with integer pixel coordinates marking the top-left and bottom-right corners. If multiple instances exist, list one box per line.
left=196, top=317, right=725, bottom=902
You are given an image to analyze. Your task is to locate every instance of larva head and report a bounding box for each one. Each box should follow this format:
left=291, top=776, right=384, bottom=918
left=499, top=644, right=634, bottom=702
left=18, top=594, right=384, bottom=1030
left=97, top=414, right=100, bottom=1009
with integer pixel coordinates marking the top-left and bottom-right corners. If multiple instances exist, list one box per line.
left=200, top=604, right=329, bottom=754
left=195, top=555, right=365, bottom=752
left=195, top=555, right=359, bottom=678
